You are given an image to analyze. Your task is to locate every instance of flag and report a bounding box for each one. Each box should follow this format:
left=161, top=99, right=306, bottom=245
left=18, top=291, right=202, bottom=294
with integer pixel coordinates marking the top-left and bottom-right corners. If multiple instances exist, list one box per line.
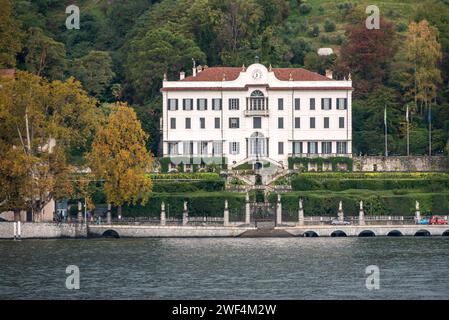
left=406, top=106, right=409, bottom=123
left=428, top=106, right=432, bottom=123
left=384, top=107, right=387, bottom=125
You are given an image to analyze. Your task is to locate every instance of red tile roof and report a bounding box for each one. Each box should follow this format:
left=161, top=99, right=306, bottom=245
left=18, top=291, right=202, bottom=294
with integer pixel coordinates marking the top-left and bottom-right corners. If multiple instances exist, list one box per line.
left=182, top=67, right=242, bottom=81
left=273, top=68, right=331, bottom=81
left=181, top=67, right=331, bottom=82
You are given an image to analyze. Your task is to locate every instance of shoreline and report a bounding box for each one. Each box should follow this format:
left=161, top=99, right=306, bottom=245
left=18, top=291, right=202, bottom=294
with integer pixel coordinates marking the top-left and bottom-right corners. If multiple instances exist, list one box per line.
left=1, top=222, right=448, bottom=239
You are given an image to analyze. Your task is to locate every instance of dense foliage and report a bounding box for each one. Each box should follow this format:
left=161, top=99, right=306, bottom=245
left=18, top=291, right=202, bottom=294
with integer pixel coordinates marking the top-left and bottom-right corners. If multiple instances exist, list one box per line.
left=1, top=0, right=449, bottom=156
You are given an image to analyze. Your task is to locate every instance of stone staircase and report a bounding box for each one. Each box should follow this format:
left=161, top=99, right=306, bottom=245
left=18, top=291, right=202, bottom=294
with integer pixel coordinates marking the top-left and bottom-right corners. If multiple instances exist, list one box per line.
left=226, top=162, right=291, bottom=193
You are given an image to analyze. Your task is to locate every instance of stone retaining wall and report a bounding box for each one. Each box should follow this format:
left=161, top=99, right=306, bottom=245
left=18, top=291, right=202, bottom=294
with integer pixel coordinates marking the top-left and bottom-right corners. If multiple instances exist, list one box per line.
left=88, top=225, right=253, bottom=238
left=353, top=156, right=449, bottom=172
left=0, top=222, right=87, bottom=239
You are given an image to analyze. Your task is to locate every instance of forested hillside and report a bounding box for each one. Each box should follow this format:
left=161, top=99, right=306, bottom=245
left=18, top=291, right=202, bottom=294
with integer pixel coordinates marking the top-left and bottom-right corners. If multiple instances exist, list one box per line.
left=2, top=0, right=449, bottom=156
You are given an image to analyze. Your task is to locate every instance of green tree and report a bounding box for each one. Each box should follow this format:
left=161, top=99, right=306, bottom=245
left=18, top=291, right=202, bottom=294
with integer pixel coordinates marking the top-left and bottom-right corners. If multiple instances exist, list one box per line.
left=72, top=50, right=115, bottom=99
left=213, top=0, right=263, bottom=64
left=88, top=102, right=153, bottom=218
left=24, top=27, right=67, bottom=80
left=133, top=98, right=162, bottom=156
left=0, top=0, right=23, bottom=68
left=126, top=24, right=206, bottom=103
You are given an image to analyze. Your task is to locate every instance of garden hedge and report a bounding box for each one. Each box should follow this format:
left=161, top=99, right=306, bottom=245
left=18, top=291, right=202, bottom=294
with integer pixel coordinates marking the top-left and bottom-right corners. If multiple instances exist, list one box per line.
left=268, top=191, right=449, bottom=216
left=121, top=192, right=246, bottom=218
left=291, top=172, right=449, bottom=192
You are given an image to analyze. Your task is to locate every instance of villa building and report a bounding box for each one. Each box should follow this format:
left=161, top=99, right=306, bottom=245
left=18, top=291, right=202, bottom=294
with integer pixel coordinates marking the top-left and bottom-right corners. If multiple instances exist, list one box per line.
left=161, top=62, right=353, bottom=169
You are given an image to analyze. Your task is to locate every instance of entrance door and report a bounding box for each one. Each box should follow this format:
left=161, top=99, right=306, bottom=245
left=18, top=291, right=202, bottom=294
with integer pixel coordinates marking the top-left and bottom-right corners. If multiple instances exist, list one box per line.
left=249, top=132, right=267, bottom=157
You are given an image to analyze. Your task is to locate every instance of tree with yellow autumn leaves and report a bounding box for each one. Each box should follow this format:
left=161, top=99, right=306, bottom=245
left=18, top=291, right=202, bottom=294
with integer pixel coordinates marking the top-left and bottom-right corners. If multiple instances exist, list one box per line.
left=0, top=71, right=99, bottom=221
left=1, top=72, right=153, bottom=221
left=88, top=102, right=153, bottom=220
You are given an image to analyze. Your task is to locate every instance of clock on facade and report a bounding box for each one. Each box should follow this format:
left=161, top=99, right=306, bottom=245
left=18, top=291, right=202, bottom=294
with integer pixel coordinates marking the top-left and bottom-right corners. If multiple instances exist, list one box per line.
left=251, top=69, right=263, bottom=80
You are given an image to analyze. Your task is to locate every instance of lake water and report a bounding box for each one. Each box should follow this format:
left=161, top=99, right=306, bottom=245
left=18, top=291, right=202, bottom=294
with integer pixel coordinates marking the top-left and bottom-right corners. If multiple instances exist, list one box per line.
left=1, top=237, right=448, bottom=299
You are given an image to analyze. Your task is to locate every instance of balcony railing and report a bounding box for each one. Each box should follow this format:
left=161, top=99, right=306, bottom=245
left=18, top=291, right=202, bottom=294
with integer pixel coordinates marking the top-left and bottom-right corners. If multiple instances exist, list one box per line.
left=244, top=109, right=269, bottom=117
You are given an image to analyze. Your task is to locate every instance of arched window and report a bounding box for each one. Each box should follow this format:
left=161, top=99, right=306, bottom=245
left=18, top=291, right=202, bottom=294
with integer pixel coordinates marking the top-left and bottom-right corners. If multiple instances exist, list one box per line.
left=250, top=90, right=265, bottom=110
left=249, top=132, right=266, bottom=157
left=251, top=90, right=264, bottom=97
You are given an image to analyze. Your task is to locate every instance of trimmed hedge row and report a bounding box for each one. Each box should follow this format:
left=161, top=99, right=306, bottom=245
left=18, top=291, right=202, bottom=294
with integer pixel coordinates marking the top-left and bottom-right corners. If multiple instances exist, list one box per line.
left=159, top=157, right=228, bottom=173
left=288, top=157, right=353, bottom=171
left=268, top=192, right=449, bottom=216
left=297, top=172, right=449, bottom=180
left=121, top=192, right=246, bottom=217
left=152, top=179, right=225, bottom=193
left=291, top=174, right=449, bottom=192
left=149, top=172, right=221, bottom=180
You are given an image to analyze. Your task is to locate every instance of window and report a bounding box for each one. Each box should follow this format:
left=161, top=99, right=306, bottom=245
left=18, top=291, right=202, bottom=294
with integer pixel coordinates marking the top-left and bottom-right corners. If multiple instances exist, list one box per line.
left=322, top=142, right=332, bottom=154
left=278, top=117, right=284, bottom=129
left=198, top=141, right=208, bottom=155
left=183, top=141, right=193, bottom=155
left=250, top=90, right=265, bottom=110
left=321, top=98, right=332, bottom=110
left=324, top=117, right=329, bottom=129
left=293, top=141, right=303, bottom=154
left=214, top=117, right=220, bottom=129
left=337, top=141, right=347, bottom=154
left=253, top=117, right=261, bottom=129
left=337, top=98, right=347, bottom=110
left=185, top=117, right=191, bottom=129
left=229, top=98, right=239, bottom=110
left=310, top=117, right=315, bottom=129
left=200, top=117, right=205, bottom=129
left=229, top=117, right=239, bottom=128
left=310, top=98, right=315, bottom=110
left=197, top=99, right=207, bottom=110
left=294, top=98, right=301, bottom=110
left=278, top=98, right=284, bottom=110
left=212, top=141, right=223, bottom=155
left=294, top=117, right=300, bottom=129
left=339, top=117, right=345, bottom=128
left=168, top=99, right=178, bottom=111
left=168, top=142, right=178, bottom=155
left=183, top=99, right=193, bottom=110
left=170, top=118, right=176, bottom=129
left=278, top=142, right=284, bottom=155
left=212, top=98, right=222, bottom=110
left=229, top=142, right=240, bottom=155
left=308, top=142, right=318, bottom=154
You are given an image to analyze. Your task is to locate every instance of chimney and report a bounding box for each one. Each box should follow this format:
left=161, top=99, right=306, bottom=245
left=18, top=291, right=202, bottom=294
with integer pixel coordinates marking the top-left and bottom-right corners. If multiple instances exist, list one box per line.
left=180, top=71, right=185, bottom=80
left=325, top=69, right=333, bottom=79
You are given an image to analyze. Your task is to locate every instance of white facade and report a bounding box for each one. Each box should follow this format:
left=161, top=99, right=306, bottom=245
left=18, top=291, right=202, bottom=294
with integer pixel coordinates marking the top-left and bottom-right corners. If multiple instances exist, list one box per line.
left=161, top=63, right=352, bottom=169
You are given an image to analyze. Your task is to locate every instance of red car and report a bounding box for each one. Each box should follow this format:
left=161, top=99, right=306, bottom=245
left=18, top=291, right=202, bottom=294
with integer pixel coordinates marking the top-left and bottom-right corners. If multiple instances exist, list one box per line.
left=429, top=216, right=448, bottom=225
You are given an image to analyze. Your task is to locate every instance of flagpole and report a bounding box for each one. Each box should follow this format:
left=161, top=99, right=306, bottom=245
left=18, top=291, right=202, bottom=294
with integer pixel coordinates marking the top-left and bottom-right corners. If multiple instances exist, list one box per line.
left=406, top=106, right=410, bottom=156
left=384, top=106, right=388, bottom=157
left=428, top=105, right=432, bottom=156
